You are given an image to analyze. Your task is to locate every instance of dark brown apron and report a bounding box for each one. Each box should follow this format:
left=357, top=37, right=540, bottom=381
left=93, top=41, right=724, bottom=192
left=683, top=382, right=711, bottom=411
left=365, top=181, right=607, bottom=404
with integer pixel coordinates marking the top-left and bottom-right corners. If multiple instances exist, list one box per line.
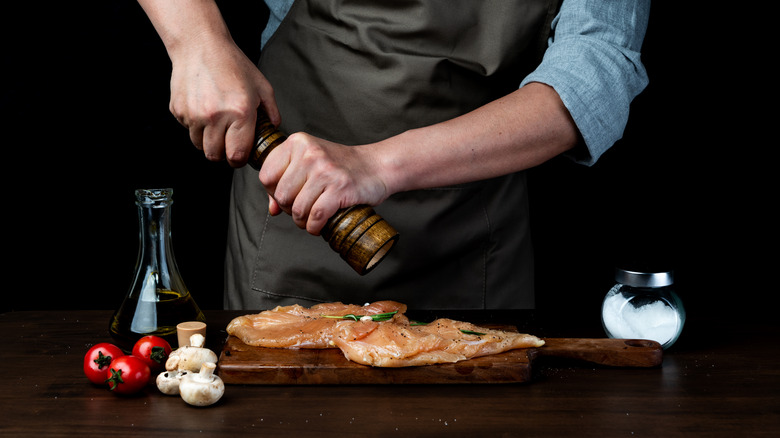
left=225, top=0, right=561, bottom=310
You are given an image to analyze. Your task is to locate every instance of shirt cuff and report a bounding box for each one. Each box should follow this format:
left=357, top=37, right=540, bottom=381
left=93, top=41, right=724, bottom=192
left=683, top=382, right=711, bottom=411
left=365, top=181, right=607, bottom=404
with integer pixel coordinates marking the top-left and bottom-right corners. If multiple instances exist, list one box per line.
left=521, top=14, right=649, bottom=165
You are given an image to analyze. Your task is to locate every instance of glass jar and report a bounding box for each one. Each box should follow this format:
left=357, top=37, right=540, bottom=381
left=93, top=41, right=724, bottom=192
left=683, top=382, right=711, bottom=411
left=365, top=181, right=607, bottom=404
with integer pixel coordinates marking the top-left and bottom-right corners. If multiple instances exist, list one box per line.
left=601, top=268, right=685, bottom=349
left=109, top=188, right=205, bottom=350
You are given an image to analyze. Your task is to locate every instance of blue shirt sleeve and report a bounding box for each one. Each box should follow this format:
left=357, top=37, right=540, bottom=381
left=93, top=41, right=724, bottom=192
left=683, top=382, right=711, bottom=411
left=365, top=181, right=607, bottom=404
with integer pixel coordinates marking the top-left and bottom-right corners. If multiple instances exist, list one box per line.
left=261, top=0, right=294, bottom=48
left=263, top=0, right=650, bottom=166
left=521, top=0, right=650, bottom=165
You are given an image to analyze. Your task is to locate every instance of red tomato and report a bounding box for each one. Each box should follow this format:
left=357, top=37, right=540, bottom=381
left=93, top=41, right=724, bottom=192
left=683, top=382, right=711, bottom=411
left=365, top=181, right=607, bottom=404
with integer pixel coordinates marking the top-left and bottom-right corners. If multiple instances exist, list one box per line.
left=132, top=335, right=172, bottom=373
left=83, top=343, right=125, bottom=385
left=106, top=355, right=151, bottom=395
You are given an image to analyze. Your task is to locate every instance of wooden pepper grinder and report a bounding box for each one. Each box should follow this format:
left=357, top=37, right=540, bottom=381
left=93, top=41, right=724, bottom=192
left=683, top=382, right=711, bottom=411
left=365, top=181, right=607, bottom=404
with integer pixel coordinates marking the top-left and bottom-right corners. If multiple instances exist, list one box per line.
left=248, top=112, right=399, bottom=275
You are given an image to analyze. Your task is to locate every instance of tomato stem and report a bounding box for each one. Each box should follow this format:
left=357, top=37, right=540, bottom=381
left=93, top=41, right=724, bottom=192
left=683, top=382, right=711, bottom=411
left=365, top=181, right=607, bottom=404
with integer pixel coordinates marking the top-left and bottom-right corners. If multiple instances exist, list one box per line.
left=106, top=368, right=125, bottom=391
left=93, top=351, right=114, bottom=369
left=149, top=346, right=168, bottom=364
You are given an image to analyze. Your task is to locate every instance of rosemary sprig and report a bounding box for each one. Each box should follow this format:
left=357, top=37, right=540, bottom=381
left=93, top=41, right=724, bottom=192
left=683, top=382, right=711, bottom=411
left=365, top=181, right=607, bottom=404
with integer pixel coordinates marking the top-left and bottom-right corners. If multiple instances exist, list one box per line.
left=323, top=314, right=487, bottom=335
left=322, top=311, right=398, bottom=322
left=459, top=330, right=487, bottom=336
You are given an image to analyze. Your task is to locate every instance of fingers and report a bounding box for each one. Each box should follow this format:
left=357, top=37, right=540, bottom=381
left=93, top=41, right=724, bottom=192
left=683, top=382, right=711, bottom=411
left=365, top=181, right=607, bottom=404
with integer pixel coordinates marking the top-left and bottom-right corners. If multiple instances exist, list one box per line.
left=290, top=185, right=326, bottom=234
left=188, top=125, right=204, bottom=151
left=224, top=112, right=257, bottom=167
left=165, top=41, right=280, bottom=167
left=303, top=194, right=337, bottom=236
left=202, top=123, right=228, bottom=162
left=258, top=136, right=341, bottom=235
left=268, top=195, right=282, bottom=216
left=268, top=183, right=333, bottom=235
left=169, top=74, right=280, bottom=167
left=182, top=118, right=230, bottom=163
left=176, top=110, right=256, bottom=167
left=258, top=145, right=294, bottom=213
left=257, top=84, right=280, bottom=127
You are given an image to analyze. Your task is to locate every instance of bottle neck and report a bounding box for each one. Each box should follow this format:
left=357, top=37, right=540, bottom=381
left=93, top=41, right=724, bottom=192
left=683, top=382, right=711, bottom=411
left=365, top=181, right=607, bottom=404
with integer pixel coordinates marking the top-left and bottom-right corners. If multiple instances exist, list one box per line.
left=135, top=190, right=181, bottom=290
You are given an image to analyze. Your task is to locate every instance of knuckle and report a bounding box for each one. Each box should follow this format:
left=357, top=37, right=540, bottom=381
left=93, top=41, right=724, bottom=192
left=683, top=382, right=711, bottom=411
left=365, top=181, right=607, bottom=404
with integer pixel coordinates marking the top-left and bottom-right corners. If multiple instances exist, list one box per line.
left=308, top=206, right=326, bottom=223
left=225, top=99, right=255, bottom=121
left=273, top=192, right=292, bottom=209
left=204, top=151, right=223, bottom=162
left=258, top=171, right=272, bottom=187
left=291, top=205, right=306, bottom=222
left=226, top=149, right=247, bottom=163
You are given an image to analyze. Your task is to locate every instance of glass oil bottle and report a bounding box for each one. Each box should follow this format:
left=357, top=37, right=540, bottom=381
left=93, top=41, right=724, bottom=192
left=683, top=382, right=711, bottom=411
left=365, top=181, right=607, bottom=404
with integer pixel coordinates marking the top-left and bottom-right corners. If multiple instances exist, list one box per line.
left=109, top=188, right=205, bottom=350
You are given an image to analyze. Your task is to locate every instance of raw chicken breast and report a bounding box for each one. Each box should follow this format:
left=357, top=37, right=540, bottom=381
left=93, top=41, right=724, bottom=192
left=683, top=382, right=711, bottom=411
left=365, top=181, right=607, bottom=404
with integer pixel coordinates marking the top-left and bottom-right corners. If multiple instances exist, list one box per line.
left=226, top=301, right=407, bottom=348
left=332, top=313, right=545, bottom=367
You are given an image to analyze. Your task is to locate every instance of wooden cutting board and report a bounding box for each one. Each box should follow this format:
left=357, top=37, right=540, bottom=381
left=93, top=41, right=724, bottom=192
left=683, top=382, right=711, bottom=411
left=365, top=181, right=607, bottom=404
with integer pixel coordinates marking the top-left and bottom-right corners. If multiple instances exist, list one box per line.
left=216, top=335, right=663, bottom=385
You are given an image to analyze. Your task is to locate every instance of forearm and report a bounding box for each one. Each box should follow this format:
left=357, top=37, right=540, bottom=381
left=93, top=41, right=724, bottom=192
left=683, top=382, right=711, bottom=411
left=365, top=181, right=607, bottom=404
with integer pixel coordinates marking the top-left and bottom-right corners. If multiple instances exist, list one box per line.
left=374, top=82, right=579, bottom=195
left=137, top=0, right=233, bottom=60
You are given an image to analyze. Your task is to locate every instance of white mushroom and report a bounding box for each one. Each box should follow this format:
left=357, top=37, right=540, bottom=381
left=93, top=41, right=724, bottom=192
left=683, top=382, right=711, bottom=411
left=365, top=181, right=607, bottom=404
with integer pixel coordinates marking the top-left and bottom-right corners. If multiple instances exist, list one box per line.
left=187, top=333, right=206, bottom=348
left=155, top=369, right=187, bottom=395
left=165, top=334, right=218, bottom=373
left=178, top=362, right=224, bottom=407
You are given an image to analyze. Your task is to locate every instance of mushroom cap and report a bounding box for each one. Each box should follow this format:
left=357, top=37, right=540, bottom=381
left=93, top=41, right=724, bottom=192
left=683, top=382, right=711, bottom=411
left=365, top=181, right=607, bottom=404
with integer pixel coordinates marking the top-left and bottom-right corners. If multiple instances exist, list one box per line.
left=165, top=346, right=219, bottom=373
left=156, top=370, right=185, bottom=395
left=178, top=363, right=224, bottom=407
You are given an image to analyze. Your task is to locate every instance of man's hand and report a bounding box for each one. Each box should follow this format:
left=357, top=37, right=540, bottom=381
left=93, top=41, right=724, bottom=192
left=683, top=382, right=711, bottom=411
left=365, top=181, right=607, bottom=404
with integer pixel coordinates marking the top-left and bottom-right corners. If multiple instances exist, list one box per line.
left=259, top=133, right=390, bottom=235
left=137, top=0, right=280, bottom=167
left=168, top=40, right=278, bottom=167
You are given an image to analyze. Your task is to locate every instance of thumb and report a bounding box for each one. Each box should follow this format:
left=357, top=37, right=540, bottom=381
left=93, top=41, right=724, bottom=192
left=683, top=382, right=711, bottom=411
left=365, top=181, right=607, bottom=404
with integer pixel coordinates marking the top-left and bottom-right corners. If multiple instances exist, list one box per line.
left=268, top=195, right=283, bottom=216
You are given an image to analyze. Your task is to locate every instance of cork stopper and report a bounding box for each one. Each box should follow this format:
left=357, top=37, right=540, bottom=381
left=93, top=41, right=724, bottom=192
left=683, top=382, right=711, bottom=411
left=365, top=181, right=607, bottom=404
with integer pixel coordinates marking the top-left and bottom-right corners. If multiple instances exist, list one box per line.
left=177, top=321, right=207, bottom=348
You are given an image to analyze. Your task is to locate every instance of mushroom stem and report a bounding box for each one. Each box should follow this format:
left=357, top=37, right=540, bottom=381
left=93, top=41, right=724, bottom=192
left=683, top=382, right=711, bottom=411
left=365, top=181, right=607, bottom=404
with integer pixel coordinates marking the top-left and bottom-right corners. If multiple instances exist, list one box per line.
left=197, top=362, right=216, bottom=380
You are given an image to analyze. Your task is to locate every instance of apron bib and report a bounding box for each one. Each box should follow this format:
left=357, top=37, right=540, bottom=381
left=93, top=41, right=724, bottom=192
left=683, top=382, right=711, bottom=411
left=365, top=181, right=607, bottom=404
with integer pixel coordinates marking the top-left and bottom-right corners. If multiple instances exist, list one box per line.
left=225, top=0, right=561, bottom=310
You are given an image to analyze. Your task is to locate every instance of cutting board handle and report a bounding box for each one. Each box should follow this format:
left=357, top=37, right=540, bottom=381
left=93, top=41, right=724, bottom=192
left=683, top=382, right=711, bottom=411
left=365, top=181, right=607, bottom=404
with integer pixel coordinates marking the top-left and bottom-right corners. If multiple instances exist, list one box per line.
left=536, top=338, right=663, bottom=368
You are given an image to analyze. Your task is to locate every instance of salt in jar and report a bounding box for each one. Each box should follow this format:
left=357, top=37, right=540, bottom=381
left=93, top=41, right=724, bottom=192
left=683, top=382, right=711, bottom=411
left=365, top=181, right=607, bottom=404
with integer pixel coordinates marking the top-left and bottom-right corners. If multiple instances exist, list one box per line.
left=601, top=268, right=685, bottom=349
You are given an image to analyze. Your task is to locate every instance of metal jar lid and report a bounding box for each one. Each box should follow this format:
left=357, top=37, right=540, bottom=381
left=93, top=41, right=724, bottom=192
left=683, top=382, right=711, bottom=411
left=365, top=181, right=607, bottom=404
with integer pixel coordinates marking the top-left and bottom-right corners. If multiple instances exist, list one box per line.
left=615, top=268, right=674, bottom=288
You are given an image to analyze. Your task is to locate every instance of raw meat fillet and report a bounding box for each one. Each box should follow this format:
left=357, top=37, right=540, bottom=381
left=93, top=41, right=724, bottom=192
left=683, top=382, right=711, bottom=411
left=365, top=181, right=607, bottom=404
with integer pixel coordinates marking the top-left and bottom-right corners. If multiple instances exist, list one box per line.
left=226, top=301, right=407, bottom=348
left=332, top=313, right=545, bottom=367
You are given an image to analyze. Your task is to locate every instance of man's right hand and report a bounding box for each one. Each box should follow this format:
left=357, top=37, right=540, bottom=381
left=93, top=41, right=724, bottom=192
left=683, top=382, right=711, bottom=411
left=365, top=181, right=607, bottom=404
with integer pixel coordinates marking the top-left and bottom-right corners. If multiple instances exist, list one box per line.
left=137, top=0, right=280, bottom=167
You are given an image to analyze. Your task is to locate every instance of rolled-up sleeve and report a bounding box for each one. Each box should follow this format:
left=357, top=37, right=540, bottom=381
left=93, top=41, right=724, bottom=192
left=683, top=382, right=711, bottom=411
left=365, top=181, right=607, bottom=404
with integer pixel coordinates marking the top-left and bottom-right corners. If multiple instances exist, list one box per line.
left=520, top=0, right=650, bottom=165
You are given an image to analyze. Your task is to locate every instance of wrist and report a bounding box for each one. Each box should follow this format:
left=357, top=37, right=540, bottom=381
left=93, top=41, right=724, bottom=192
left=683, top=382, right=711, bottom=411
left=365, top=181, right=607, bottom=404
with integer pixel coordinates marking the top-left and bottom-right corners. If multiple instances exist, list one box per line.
left=367, top=129, right=418, bottom=197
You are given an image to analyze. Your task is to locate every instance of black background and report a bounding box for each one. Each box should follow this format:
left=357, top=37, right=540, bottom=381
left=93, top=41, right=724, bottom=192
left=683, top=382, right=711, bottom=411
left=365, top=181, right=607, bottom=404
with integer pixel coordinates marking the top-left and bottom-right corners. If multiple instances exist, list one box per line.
left=4, top=2, right=771, bottom=327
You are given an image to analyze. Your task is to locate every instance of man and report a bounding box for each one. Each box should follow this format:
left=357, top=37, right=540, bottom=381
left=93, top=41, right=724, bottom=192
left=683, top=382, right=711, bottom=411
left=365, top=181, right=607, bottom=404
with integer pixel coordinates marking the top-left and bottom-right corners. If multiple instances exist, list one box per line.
left=137, top=0, right=650, bottom=310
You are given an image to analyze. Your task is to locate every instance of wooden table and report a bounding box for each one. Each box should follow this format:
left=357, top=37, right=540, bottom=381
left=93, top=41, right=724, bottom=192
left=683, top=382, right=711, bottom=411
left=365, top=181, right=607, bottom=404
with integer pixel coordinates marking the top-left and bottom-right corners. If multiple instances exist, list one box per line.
left=1, top=310, right=777, bottom=437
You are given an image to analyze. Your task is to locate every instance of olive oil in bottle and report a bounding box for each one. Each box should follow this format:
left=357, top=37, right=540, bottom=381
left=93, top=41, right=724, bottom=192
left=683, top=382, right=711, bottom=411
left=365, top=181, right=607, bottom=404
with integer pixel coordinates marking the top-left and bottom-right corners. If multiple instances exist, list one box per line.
left=110, top=188, right=205, bottom=350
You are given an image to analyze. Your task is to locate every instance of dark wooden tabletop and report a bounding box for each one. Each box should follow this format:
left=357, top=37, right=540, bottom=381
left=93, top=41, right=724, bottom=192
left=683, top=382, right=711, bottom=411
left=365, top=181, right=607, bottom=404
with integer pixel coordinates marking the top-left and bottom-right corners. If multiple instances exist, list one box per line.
left=1, top=309, right=777, bottom=437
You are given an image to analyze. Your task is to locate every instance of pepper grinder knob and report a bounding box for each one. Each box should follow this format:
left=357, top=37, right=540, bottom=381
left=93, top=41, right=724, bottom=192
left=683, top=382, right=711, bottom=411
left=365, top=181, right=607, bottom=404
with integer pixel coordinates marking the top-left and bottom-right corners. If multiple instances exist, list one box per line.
left=249, top=112, right=399, bottom=275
